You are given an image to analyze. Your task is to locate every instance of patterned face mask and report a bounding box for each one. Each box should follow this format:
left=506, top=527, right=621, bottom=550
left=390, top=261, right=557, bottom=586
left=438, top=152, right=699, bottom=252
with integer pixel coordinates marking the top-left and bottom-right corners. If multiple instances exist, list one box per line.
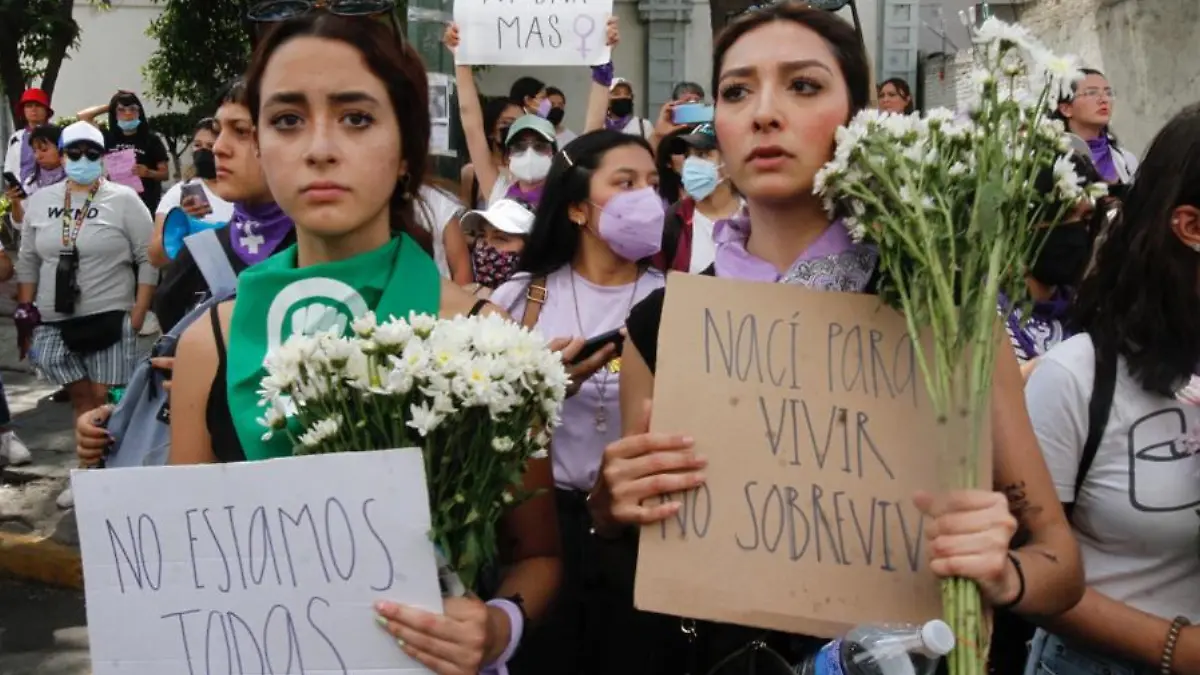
left=472, top=240, right=521, bottom=288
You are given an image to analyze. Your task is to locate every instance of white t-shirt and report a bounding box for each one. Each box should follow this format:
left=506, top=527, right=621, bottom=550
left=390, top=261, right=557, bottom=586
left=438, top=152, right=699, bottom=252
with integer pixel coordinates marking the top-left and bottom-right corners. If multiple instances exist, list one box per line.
left=416, top=185, right=463, bottom=279
left=689, top=209, right=717, bottom=273
left=1025, top=333, right=1200, bottom=622
left=156, top=179, right=234, bottom=224
left=556, top=128, right=578, bottom=147
left=618, top=117, right=653, bottom=140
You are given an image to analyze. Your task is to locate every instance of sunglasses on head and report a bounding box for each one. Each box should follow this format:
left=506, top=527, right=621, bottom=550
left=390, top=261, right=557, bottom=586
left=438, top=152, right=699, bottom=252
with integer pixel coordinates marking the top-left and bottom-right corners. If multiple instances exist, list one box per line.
left=249, top=0, right=399, bottom=24
left=65, top=145, right=104, bottom=162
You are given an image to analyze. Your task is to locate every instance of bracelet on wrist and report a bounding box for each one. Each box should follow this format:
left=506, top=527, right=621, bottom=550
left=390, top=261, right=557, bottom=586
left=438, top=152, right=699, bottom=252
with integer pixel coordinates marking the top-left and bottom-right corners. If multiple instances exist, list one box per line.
left=1161, top=615, right=1189, bottom=675
left=483, top=596, right=525, bottom=671
left=994, top=552, right=1026, bottom=611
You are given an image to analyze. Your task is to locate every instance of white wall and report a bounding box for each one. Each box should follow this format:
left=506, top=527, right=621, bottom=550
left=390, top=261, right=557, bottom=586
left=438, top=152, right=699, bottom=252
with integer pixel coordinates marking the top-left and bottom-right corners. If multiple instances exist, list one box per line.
left=1015, top=0, right=1200, bottom=156
left=52, top=0, right=173, bottom=119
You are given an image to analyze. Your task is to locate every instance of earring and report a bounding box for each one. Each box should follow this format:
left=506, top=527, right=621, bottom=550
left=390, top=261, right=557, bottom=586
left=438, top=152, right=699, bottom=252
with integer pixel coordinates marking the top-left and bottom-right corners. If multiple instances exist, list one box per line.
left=1190, top=242, right=1200, bottom=253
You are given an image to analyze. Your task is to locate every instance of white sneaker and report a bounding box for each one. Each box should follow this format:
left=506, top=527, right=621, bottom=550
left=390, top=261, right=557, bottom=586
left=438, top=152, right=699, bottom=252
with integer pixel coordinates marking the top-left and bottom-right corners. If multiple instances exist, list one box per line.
left=139, top=312, right=162, bottom=336
left=0, top=431, right=31, bottom=466
left=56, top=486, right=74, bottom=509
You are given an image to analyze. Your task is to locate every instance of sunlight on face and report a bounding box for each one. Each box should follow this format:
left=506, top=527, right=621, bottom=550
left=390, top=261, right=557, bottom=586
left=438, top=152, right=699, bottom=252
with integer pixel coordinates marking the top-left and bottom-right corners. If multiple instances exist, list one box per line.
left=713, top=21, right=850, bottom=204
left=257, top=36, right=404, bottom=239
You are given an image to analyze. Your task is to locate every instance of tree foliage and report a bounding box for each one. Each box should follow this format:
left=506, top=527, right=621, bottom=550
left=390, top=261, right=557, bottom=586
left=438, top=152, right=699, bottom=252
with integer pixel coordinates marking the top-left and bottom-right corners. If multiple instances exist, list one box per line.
left=0, top=0, right=108, bottom=123
left=148, top=111, right=200, bottom=179
left=142, top=0, right=254, bottom=111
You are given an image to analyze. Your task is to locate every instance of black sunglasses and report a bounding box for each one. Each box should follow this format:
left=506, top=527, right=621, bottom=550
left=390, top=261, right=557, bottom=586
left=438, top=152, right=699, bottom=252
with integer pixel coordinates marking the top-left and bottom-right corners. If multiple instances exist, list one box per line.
left=65, top=146, right=104, bottom=162
left=248, top=0, right=395, bottom=21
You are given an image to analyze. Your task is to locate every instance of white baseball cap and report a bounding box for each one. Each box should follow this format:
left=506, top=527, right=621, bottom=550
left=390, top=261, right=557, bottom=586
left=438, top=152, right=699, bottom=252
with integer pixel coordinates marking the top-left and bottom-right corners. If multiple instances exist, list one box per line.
left=60, top=121, right=105, bottom=150
left=461, top=199, right=535, bottom=236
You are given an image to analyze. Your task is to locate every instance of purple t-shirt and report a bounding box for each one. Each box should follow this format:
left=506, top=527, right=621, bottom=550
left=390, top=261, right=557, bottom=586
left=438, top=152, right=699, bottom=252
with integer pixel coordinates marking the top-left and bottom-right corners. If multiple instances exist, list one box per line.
left=492, top=266, right=665, bottom=491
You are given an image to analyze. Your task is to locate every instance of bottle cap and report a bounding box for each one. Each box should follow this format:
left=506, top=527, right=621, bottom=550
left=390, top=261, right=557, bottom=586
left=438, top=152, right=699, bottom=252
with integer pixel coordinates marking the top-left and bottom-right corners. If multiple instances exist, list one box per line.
left=921, top=620, right=956, bottom=656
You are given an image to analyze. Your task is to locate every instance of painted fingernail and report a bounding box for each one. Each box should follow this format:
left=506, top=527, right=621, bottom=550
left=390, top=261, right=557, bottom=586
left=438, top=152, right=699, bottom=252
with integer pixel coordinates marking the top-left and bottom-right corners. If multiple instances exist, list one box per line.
left=375, top=616, right=388, bottom=628
left=396, top=638, right=406, bottom=649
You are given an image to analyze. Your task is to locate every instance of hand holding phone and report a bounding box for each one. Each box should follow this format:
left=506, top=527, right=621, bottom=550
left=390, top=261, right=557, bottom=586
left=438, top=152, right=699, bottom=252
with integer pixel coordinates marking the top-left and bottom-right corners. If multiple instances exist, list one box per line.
left=3, top=171, right=26, bottom=199
left=569, top=329, right=624, bottom=366
left=180, top=183, right=212, bottom=217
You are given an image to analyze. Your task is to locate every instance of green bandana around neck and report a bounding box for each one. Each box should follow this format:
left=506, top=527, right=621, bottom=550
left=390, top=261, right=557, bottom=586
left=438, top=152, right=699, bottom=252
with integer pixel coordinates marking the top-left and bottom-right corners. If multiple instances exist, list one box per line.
left=226, top=234, right=441, bottom=461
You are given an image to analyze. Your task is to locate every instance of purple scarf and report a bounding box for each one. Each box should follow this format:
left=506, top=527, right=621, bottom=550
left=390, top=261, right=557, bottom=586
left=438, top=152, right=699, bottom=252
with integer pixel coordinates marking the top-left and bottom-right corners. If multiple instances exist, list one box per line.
left=228, top=201, right=294, bottom=266
left=18, top=131, right=36, bottom=184
left=712, top=215, right=877, bottom=292
left=605, top=115, right=632, bottom=132
left=33, top=166, right=65, bottom=188
left=505, top=182, right=544, bottom=206
left=1087, top=136, right=1119, bottom=183
left=1002, top=288, right=1074, bottom=361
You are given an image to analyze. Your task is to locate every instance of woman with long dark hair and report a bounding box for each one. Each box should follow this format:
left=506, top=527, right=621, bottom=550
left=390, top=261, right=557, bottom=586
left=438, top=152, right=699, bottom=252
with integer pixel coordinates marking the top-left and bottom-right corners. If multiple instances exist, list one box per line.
left=1023, top=103, right=1200, bottom=675
left=167, top=11, right=560, bottom=674
left=77, top=91, right=171, bottom=213
left=489, top=128, right=665, bottom=674
left=585, top=4, right=1084, bottom=672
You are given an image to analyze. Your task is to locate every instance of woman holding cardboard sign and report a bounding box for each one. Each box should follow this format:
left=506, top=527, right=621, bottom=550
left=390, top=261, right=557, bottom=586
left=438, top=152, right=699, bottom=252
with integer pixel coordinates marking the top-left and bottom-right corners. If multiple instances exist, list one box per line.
left=442, top=18, right=619, bottom=209
left=586, top=3, right=1084, bottom=672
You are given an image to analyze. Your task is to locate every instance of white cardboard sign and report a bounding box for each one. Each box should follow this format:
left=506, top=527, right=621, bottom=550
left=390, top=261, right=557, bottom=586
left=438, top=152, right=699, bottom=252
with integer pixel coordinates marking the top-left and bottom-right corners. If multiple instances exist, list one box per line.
left=453, top=0, right=614, bottom=66
left=73, top=449, right=442, bottom=675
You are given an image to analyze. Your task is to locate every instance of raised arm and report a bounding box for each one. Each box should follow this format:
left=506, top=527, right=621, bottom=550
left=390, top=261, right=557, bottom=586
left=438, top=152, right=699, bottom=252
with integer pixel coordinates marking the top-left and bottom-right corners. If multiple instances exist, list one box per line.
left=582, top=17, right=621, bottom=134
left=444, top=24, right=502, bottom=201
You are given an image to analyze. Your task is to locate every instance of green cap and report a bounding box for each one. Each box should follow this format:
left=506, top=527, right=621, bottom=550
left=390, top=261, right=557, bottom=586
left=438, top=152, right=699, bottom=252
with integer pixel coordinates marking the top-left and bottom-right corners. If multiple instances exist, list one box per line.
left=504, top=114, right=557, bottom=146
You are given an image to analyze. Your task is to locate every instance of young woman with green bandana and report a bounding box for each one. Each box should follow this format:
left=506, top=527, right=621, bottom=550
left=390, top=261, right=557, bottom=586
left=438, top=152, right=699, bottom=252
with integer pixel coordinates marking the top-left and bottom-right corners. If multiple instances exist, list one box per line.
left=166, top=12, right=569, bottom=675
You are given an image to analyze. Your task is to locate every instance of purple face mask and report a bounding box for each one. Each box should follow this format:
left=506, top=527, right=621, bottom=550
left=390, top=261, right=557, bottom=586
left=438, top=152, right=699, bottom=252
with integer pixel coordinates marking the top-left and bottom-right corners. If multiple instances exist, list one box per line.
left=536, top=98, right=552, bottom=118
left=596, top=187, right=665, bottom=261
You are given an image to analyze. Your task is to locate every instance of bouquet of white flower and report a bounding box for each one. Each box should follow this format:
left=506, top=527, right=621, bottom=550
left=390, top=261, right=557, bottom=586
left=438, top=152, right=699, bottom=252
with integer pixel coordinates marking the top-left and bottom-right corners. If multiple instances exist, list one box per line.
left=257, top=311, right=570, bottom=591
left=814, top=17, right=1107, bottom=675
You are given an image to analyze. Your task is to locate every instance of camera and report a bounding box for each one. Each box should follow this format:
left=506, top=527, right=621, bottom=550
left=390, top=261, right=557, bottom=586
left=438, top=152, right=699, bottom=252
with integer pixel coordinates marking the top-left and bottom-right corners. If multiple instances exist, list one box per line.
left=54, top=248, right=81, bottom=314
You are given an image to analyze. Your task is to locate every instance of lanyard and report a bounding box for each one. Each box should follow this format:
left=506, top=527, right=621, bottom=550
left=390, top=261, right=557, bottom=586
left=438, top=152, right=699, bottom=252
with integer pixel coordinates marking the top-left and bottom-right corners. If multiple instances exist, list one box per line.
left=61, top=181, right=102, bottom=248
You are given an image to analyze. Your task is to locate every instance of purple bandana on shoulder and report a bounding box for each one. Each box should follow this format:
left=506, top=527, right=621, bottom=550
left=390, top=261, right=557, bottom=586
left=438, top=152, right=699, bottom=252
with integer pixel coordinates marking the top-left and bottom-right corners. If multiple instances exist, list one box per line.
left=229, top=201, right=294, bottom=266
left=34, top=166, right=65, bottom=188
left=1001, top=288, right=1074, bottom=361
left=712, top=215, right=877, bottom=292
left=505, top=182, right=543, bottom=206
left=19, top=132, right=36, bottom=184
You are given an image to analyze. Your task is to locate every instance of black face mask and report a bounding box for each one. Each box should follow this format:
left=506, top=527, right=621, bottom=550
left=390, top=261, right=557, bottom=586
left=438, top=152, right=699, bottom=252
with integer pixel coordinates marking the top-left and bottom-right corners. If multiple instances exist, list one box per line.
left=1031, top=224, right=1092, bottom=287
left=609, top=98, right=633, bottom=117
left=193, top=148, right=217, bottom=180
left=546, top=107, right=565, bottom=127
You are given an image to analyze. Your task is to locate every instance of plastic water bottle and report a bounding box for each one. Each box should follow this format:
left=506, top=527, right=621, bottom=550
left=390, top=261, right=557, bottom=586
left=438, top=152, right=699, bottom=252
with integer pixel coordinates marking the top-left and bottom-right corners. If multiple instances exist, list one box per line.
left=796, top=620, right=956, bottom=675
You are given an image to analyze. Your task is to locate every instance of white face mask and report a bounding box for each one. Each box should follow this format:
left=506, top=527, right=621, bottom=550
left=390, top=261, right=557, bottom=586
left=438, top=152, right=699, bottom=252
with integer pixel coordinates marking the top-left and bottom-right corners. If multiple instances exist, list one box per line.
left=508, top=149, right=552, bottom=183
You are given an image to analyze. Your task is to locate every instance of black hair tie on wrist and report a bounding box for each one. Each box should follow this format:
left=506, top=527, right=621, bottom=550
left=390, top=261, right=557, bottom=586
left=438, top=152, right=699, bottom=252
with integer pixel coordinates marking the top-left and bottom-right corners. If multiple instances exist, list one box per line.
left=995, top=552, right=1026, bottom=611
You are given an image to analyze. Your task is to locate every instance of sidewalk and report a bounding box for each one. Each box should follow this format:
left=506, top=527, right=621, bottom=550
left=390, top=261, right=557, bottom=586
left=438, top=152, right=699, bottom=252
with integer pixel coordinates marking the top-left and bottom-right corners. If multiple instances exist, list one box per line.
left=0, top=318, right=156, bottom=590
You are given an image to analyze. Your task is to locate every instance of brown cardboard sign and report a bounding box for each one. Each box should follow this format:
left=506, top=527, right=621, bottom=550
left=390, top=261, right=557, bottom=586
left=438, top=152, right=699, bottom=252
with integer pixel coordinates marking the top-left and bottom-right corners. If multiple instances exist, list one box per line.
left=634, top=273, right=991, bottom=639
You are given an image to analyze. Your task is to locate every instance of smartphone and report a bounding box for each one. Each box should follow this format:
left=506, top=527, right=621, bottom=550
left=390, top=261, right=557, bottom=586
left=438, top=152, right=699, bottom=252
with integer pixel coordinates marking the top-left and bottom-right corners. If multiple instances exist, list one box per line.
left=180, top=182, right=210, bottom=209
left=2, top=171, right=25, bottom=197
left=672, top=103, right=714, bottom=125
left=569, top=329, right=624, bottom=366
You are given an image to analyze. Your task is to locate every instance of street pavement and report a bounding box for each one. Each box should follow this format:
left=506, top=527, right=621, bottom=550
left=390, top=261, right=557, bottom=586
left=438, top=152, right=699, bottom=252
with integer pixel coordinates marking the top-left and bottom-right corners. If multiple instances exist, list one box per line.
left=0, top=315, right=157, bottom=673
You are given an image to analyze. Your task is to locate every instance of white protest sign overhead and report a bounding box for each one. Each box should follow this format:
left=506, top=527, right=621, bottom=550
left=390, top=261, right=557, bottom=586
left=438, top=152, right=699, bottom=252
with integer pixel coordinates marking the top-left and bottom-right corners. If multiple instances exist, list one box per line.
left=453, top=0, right=614, bottom=66
left=73, top=449, right=441, bottom=675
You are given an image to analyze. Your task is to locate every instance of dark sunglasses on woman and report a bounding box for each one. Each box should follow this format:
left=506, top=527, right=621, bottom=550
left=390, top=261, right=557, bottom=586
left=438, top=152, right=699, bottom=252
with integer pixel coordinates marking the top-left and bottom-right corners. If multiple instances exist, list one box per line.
left=64, top=146, right=105, bottom=162
left=248, top=0, right=401, bottom=28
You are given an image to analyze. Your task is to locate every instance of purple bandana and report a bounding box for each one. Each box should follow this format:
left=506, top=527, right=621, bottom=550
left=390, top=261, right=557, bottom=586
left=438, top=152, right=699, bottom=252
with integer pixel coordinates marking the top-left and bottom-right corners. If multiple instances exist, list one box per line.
left=1001, top=288, right=1074, bottom=362
left=605, top=115, right=632, bottom=132
left=505, top=182, right=544, bottom=206
left=34, top=166, right=65, bottom=188
left=1087, top=136, right=1118, bottom=183
left=18, top=131, right=36, bottom=184
left=229, top=201, right=294, bottom=266
left=712, top=215, right=877, bottom=292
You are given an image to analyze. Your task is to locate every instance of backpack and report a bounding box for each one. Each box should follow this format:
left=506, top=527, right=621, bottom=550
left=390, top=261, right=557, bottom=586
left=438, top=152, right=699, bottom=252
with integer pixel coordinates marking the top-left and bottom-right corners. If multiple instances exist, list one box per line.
left=104, top=228, right=239, bottom=468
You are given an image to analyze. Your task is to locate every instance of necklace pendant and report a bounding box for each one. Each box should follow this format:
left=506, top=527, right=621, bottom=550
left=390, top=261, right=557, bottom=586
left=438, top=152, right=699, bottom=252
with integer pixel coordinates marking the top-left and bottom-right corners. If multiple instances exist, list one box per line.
left=595, top=407, right=608, bottom=433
